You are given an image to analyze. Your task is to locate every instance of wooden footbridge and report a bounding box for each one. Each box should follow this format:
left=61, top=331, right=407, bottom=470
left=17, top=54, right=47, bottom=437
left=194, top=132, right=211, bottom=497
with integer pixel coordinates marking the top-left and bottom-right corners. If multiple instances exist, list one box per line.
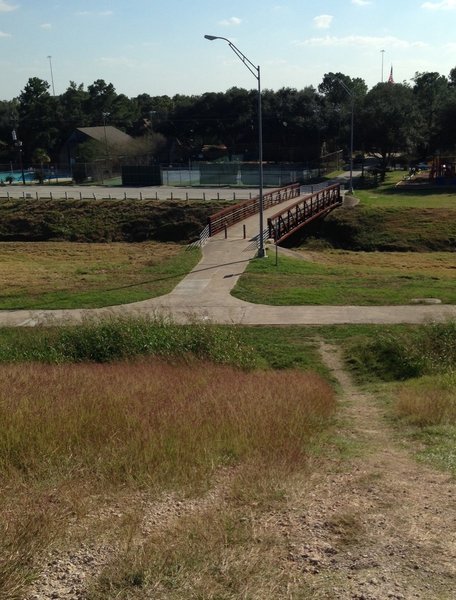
left=207, top=182, right=342, bottom=244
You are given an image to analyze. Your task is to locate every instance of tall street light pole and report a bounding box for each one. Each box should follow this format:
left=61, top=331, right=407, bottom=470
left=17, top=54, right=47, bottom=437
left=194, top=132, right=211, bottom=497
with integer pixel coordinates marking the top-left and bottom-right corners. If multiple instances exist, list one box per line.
left=204, top=34, right=266, bottom=258
left=102, top=112, right=111, bottom=158
left=47, top=55, right=55, bottom=96
left=337, top=79, right=354, bottom=195
left=381, top=49, right=385, bottom=83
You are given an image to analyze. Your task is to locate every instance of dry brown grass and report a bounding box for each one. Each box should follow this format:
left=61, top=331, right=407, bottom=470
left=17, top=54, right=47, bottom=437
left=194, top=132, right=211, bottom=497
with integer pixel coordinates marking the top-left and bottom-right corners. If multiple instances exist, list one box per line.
left=296, top=249, right=456, bottom=278
left=0, top=241, right=180, bottom=296
left=90, top=505, right=295, bottom=599
left=0, top=360, right=335, bottom=599
left=395, top=374, right=456, bottom=426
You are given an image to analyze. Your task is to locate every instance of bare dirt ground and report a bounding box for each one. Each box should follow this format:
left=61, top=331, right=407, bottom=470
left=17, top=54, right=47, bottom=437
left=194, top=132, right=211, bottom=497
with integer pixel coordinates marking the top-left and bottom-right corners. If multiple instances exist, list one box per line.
left=25, top=343, right=456, bottom=600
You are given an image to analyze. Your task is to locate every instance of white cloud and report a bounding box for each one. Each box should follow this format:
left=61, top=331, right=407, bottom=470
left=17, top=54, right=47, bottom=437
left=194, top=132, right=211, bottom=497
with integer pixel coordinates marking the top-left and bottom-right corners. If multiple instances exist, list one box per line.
left=40, top=23, right=52, bottom=29
left=0, top=30, right=11, bottom=37
left=352, top=0, right=372, bottom=5
left=218, top=16, right=242, bottom=26
left=422, top=0, right=456, bottom=8
left=0, top=1, right=17, bottom=12
left=313, top=14, right=333, bottom=29
left=293, top=34, right=428, bottom=49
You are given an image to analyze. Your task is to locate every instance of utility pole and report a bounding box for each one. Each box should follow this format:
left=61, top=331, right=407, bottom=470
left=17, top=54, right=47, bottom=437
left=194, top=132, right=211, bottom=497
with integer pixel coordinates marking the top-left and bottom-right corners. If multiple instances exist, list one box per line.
left=336, top=79, right=354, bottom=195
left=47, top=55, right=55, bottom=96
left=381, top=49, right=385, bottom=83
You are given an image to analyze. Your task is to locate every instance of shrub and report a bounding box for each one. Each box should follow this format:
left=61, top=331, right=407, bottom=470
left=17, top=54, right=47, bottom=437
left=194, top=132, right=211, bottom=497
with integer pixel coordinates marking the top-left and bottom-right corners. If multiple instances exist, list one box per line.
left=0, top=316, right=258, bottom=370
left=346, top=321, right=456, bottom=382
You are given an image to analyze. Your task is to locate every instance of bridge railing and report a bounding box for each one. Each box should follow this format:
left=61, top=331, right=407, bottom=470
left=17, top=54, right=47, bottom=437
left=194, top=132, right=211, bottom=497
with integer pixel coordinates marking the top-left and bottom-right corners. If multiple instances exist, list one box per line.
left=268, top=183, right=342, bottom=243
left=207, top=182, right=301, bottom=237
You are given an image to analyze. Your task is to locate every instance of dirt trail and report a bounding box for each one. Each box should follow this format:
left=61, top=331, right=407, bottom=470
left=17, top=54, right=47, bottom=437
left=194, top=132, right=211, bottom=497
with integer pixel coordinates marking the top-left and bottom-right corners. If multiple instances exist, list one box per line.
left=281, top=341, right=456, bottom=599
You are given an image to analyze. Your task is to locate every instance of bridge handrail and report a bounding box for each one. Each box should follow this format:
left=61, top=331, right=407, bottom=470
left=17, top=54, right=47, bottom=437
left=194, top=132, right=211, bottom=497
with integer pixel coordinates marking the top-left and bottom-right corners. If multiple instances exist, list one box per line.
left=268, top=183, right=342, bottom=242
left=207, top=182, right=301, bottom=236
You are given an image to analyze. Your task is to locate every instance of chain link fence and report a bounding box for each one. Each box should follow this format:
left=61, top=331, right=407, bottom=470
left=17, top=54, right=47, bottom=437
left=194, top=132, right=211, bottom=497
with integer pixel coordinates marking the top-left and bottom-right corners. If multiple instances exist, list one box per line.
left=1, top=159, right=332, bottom=188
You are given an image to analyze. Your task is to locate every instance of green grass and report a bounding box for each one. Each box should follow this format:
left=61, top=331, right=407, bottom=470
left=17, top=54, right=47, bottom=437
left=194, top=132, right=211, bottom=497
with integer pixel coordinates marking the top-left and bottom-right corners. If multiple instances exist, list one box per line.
left=354, top=171, right=456, bottom=208
left=295, top=205, right=456, bottom=252
left=236, top=326, right=327, bottom=373
left=0, top=316, right=259, bottom=368
left=392, top=373, right=456, bottom=475
left=232, top=251, right=456, bottom=305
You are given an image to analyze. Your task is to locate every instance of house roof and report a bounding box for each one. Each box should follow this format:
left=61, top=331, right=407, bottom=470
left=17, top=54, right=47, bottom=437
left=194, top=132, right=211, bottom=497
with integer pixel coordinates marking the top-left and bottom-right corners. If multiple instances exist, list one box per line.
left=77, top=126, right=133, bottom=147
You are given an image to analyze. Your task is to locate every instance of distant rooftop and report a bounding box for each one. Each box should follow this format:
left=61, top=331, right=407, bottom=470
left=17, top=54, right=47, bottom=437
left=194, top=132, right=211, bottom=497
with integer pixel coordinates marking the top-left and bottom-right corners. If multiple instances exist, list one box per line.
left=77, top=126, right=133, bottom=147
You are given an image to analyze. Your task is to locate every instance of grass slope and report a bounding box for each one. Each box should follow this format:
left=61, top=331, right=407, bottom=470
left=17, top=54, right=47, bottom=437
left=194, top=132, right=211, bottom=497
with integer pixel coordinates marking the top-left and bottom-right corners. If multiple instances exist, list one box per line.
left=0, top=198, right=227, bottom=243
left=232, top=251, right=456, bottom=305
left=0, top=242, right=200, bottom=309
left=295, top=205, right=456, bottom=252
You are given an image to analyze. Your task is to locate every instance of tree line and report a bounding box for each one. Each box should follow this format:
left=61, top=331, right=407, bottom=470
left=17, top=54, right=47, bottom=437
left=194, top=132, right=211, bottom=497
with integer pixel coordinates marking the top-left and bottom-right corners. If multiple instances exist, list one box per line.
left=1, top=68, right=456, bottom=168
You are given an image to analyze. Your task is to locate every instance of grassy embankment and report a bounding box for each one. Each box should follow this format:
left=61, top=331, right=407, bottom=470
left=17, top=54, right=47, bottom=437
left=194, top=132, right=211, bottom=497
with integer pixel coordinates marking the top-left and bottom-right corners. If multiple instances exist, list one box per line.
left=0, top=197, right=226, bottom=243
left=233, top=172, right=456, bottom=305
left=0, top=242, right=200, bottom=309
left=232, top=250, right=456, bottom=305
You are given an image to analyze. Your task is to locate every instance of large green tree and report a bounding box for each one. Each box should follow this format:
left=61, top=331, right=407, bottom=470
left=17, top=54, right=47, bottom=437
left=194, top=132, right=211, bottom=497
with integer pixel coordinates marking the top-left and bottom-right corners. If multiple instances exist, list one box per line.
left=0, top=99, right=18, bottom=161
left=318, top=72, right=368, bottom=156
left=18, top=77, right=58, bottom=161
left=412, top=71, right=450, bottom=154
left=359, top=82, right=422, bottom=170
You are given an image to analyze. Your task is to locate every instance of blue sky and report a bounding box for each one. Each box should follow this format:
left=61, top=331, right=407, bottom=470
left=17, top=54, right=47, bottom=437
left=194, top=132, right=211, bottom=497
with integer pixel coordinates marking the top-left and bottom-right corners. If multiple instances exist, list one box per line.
left=1, top=0, right=455, bottom=99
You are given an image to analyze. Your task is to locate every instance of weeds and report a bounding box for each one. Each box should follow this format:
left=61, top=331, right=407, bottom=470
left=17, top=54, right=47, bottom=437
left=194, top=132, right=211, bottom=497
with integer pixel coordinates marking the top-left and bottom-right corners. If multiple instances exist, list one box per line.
left=346, top=321, right=456, bottom=382
left=395, top=373, right=456, bottom=427
left=0, top=360, right=335, bottom=599
left=0, top=361, right=334, bottom=488
left=0, top=316, right=257, bottom=368
left=88, top=507, right=291, bottom=600
left=344, top=320, right=456, bottom=476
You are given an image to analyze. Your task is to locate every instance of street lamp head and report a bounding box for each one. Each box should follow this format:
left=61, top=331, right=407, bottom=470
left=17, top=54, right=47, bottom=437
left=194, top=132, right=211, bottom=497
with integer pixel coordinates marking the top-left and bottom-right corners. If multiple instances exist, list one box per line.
left=204, top=35, right=219, bottom=41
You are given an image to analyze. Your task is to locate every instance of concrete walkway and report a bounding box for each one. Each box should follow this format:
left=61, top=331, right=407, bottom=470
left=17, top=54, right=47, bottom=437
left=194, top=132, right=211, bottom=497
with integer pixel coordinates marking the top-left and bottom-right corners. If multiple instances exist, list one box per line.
left=1, top=188, right=456, bottom=327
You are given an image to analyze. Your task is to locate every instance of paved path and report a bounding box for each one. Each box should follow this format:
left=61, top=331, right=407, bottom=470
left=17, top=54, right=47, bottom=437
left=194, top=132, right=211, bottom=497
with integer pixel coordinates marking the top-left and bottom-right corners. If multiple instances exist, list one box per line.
left=0, top=185, right=256, bottom=202
left=1, top=188, right=456, bottom=327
